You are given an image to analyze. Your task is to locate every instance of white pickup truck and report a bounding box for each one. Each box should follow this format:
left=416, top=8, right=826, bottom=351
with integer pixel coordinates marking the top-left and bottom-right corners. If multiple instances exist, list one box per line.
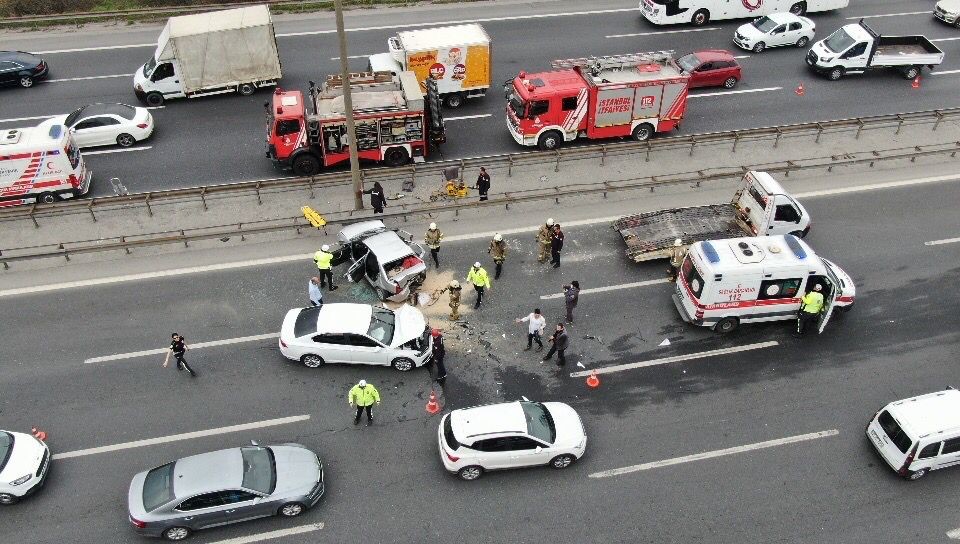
left=613, top=171, right=810, bottom=262
left=806, top=20, right=944, bottom=80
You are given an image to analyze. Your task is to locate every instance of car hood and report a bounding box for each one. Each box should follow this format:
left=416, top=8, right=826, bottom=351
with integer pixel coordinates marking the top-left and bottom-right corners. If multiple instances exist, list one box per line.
left=0, top=431, right=46, bottom=482
left=272, top=445, right=321, bottom=496
left=811, top=40, right=833, bottom=58
left=939, top=0, right=960, bottom=12
left=543, top=402, right=587, bottom=448
left=736, top=23, right=764, bottom=40
left=391, top=304, right=427, bottom=347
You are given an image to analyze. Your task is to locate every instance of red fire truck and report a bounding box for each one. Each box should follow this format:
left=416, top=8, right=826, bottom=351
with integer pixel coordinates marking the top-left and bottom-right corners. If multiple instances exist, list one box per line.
left=505, top=52, right=690, bottom=150
left=266, top=70, right=445, bottom=176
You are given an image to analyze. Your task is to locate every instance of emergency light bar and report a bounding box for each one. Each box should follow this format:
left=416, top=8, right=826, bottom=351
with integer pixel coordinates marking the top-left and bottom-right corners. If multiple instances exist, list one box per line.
left=701, top=241, right=721, bottom=264
left=48, top=125, right=62, bottom=139
left=784, top=235, right=807, bottom=260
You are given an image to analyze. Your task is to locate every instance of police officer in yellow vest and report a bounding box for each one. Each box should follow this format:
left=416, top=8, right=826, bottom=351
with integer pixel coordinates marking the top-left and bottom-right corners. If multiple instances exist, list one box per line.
left=795, top=283, right=824, bottom=337
left=349, top=379, right=380, bottom=426
left=313, top=244, right=337, bottom=291
left=467, top=262, right=491, bottom=309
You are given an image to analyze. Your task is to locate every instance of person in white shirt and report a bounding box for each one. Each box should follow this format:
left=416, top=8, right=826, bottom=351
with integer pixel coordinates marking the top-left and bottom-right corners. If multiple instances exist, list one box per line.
left=516, top=308, right=546, bottom=351
left=308, top=277, right=323, bottom=307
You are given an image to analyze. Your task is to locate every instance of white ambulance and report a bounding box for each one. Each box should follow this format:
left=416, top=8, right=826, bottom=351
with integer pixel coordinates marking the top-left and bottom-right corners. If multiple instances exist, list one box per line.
left=672, top=234, right=855, bottom=333
left=0, top=124, right=91, bottom=206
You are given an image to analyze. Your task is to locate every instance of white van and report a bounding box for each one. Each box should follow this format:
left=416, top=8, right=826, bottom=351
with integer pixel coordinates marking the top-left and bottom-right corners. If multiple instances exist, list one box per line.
left=867, top=388, right=960, bottom=480
left=672, top=234, right=855, bottom=333
left=0, top=125, right=91, bottom=206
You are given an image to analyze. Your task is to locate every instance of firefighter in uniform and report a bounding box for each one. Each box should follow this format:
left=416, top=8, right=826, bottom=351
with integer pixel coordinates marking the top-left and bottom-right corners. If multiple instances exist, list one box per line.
left=536, top=218, right=555, bottom=263
left=445, top=280, right=463, bottom=320
left=425, top=223, right=444, bottom=269
left=795, top=283, right=824, bottom=337
left=488, top=233, right=507, bottom=279
left=667, top=239, right=685, bottom=282
left=313, top=244, right=337, bottom=290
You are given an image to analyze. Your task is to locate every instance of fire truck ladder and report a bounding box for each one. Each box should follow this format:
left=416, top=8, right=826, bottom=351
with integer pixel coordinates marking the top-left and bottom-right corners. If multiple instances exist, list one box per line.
left=552, top=51, right=675, bottom=75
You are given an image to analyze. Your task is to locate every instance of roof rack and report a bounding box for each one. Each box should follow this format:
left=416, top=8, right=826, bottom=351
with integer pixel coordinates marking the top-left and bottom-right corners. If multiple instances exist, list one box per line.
left=552, top=51, right=675, bottom=73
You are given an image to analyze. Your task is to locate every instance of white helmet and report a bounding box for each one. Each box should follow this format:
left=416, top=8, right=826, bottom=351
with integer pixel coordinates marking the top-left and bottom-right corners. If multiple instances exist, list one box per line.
left=493, top=233, right=503, bottom=242
left=321, top=244, right=330, bottom=252
left=474, top=262, right=481, bottom=268
left=429, top=222, right=437, bottom=230
left=449, top=280, right=460, bottom=288
left=813, top=284, right=823, bottom=291
left=546, top=218, right=555, bottom=227
left=358, top=379, right=367, bottom=387
left=674, top=239, right=682, bottom=247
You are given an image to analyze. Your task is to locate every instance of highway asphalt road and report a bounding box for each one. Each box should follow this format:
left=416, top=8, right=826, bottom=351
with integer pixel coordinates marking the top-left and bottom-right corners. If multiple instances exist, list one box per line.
left=1, top=0, right=959, bottom=196
left=1, top=172, right=959, bottom=543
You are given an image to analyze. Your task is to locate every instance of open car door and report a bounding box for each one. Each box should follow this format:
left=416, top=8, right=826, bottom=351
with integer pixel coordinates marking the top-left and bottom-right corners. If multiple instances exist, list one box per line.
left=330, top=245, right=350, bottom=267
left=345, top=252, right=368, bottom=283
left=817, top=278, right=841, bottom=334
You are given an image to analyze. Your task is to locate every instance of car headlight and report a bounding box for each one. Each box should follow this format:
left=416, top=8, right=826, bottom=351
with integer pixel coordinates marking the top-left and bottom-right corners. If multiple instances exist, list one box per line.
left=820, top=56, right=832, bottom=63
left=10, top=474, right=32, bottom=486
left=135, top=83, right=143, bottom=92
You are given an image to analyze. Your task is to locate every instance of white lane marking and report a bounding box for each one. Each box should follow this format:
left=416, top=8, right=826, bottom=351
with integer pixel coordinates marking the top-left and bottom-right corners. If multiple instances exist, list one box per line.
left=209, top=524, right=325, bottom=544
left=732, top=55, right=751, bottom=59
left=36, top=43, right=154, bottom=54
left=846, top=11, right=927, bottom=19
left=932, top=69, right=960, bottom=75
left=83, top=146, right=152, bottom=156
left=793, top=173, right=960, bottom=199
left=43, top=73, right=131, bottom=83
left=925, top=237, right=960, bottom=246
left=0, top=106, right=163, bottom=125
left=83, top=332, right=279, bottom=364
left=589, top=429, right=839, bottom=478
left=947, top=527, right=960, bottom=540
left=570, top=341, right=778, bottom=377
left=932, top=37, right=960, bottom=43
left=52, top=415, right=310, bottom=460
left=689, top=87, right=782, bottom=98
left=445, top=114, right=493, bottom=121
left=605, top=27, right=719, bottom=39
left=330, top=54, right=375, bottom=60
left=541, top=279, right=669, bottom=300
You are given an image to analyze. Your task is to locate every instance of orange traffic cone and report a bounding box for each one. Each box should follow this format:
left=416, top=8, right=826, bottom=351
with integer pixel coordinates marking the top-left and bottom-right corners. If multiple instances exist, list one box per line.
left=586, top=371, right=600, bottom=388
left=425, top=390, right=441, bottom=414
left=794, top=83, right=805, bottom=96
left=31, top=427, right=47, bottom=441
left=912, top=76, right=920, bottom=89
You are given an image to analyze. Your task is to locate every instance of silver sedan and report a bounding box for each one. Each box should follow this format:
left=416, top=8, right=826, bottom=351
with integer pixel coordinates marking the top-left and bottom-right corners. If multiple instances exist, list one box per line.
left=127, top=443, right=324, bottom=540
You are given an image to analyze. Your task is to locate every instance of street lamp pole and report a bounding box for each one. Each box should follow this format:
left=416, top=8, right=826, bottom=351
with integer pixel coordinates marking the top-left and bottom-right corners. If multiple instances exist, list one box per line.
left=334, top=0, right=364, bottom=210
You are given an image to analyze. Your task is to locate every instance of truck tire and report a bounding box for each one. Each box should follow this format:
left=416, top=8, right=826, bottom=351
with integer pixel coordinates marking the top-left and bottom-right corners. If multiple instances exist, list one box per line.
left=537, top=131, right=563, bottom=151
left=789, top=2, right=806, bottom=15
left=145, top=92, right=164, bottom=107
left=632, top=123, right=654, bottom=142
left=384, top=147, right=409, bottom=167
left=292, top=154, right=321, bottom=176
left=827, top=67, right=845, bottom=81
left=37, top=192, right=58, bottom=204
left=714, top=317, right=739, bottom=334
left=443, top=93, right=464, bottom=108
left=902, top=66, right=920, bottom=80
left=691, top=9, right=709, bottom=26
left=238, top=83, right=256, bottom=96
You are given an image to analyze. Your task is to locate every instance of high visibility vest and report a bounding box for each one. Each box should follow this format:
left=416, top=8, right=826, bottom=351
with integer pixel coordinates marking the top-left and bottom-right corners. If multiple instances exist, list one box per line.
left=349, top=384, right=380, bottom=406
left=468, top=267, right=490, bottom=288
left=314, top=250, right=334, bottom=270
left=800, top=291, right=824, bottom=314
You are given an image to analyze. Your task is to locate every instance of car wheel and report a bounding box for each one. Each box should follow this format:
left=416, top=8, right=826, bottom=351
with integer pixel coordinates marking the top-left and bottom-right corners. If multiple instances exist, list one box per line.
left=19, top=76, right=34, bottom=88
left=828, top=67, right=844, bottom=81
left=691, top=9, right=709, bottom=26
left=37, top=192, right=58, bottom=204
left=752, top=42, right=765, bottom=54
left=550, top=454, right=576, bottom=469
left=300, top=354, right=325, bottom=369
left=902, top=66, right=920, bottom=80
left=907, top=468, right=928, bottom=481
left=391, top=357, right=415, bottom=372
left=955, top=18, right=960, bottom=29
left=279, top=502, right=305, bottom=517
left=292, top=154, right=322, bottom=176
left=384, top=146, right=409, bottom=167
left=163, top=526, right=191, bottom=541
left=796, top=36, right=809, bottom=48
left=458, top=465, right=483, bottom=481
left=0, top=493, right=19, bottom=505
left=789, top=2, right=807, bottom=15
left=714, top=317, right=739, bottom=334
left=723, top=77, right=738, bottom=89
left=537, top=130, right=563, bottom=151
left=238, top=83, right=256, bottom=96
left=631, top=123, right=654, bottom=142
left=443, top=92, right=464, bottom=108
left=116, top=133, right=136, bottom=147
left=145, top=92, right=164, bottom=107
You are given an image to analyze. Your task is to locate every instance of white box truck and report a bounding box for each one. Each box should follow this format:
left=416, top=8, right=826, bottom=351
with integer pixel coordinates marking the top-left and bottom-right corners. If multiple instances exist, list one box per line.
left=806, top=20, right=944, bottom=80
left=134, top=4, right=283, bottom=106
left=368, top=24, right=491, bottom=108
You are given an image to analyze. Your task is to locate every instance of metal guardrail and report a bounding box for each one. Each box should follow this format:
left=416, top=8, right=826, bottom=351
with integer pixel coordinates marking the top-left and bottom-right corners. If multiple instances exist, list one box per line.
left=2, top=138, right=958, bottom=268
left=1, top=0, right=329, bottom=24
left=3, top=107, right=958, bottom=228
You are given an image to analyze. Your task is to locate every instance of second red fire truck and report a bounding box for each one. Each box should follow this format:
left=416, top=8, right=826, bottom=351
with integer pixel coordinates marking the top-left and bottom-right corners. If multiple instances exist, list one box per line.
left=266, top=70, right=444, bottom=176
left=505, top=51, right=690, bottom=150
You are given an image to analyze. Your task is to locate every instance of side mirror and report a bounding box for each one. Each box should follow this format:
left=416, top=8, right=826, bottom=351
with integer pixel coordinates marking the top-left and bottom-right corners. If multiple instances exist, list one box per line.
left=535, top=446, right=542, bottom=453
left=250, top=440, right=260, bottom=446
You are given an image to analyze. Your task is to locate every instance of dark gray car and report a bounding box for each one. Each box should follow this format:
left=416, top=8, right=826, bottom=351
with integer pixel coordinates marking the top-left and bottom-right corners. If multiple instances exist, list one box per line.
left=127, top=443, right=324, bottom=540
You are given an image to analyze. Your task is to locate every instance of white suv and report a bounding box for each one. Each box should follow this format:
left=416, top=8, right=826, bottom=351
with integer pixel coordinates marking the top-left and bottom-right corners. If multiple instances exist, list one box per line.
left=438, top=401, right=587, bottom=481
left=279, top=303, right=432, bottom=372
left=866, top=388, right=960, bottom=480
left=0, top=430, right=51, bottom=505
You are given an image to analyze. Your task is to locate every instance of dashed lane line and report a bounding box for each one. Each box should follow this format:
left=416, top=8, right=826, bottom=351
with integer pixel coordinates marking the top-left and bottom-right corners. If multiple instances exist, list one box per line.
left=846, top=11, right=928, bottom=19
left=947, top=527, right=960, bottom=540
left=0, top=106, right=163, bottom=125
left=83, top=332, right=279, bottom=364
left=689, top=87, right=782, bottom=98
left=541, top=279, right=669, bottom=300
left=445, top=114, right=493, bottom=121
left=605, top=27, right=719, bottom=39
left=43, top=73, right=132, bottom=83
left=925, top=237, right=960, bottom=246
left=793, top=173, right=960, bottom=198
left=208, top=523, right=324, bottom=544
left=52, top=414, right=310, bottom=460
left=83, top=146, right=152, bottom=156
left=932, top=69, right=960, bottom=76
left=569, top=341, right=779, bottom=378
left=588, top=429, right=839, bottom=478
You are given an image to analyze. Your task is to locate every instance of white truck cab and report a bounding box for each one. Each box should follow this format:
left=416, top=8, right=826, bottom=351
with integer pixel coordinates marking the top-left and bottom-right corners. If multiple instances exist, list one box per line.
left=673, top=234, right=855, bottom=333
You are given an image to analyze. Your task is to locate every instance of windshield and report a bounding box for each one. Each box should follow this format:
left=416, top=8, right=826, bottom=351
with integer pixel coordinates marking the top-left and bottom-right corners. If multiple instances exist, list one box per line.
left=142, top=462, right=175, bottom=512
left=878, top=410, right=913, bottom=454
left=752, top=16, right=778, bottom=33
left=676, top=53, right=701, bottom=73
left=65, top=106, right=86, bottom=127
left=368, top=307, right=396, bottom=345
left=820, top=257, right=843, bottom=291
left=823, top=28, right=855, bottom=54
left=507, top=91, right=526, bottom=119
left=680, top=256, right=705, bottom=299
left=0, top=432, right=13, bottom=473
left=143, top=56, right=157, bottom=77
left=65, top=139, right=80, bottom=170
left=522, top=402, right=557, bottom=444
left=241, top=447, right=277, bottom=495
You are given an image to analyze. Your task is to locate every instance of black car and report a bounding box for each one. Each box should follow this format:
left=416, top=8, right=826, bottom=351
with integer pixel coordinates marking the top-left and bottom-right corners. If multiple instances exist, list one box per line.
left=0, top=51, right=49, bottom=88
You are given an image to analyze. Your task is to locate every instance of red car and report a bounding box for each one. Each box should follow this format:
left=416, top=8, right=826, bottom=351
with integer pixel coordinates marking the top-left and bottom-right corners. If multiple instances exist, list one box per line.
left=676, top=50, right=742, bottom=89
